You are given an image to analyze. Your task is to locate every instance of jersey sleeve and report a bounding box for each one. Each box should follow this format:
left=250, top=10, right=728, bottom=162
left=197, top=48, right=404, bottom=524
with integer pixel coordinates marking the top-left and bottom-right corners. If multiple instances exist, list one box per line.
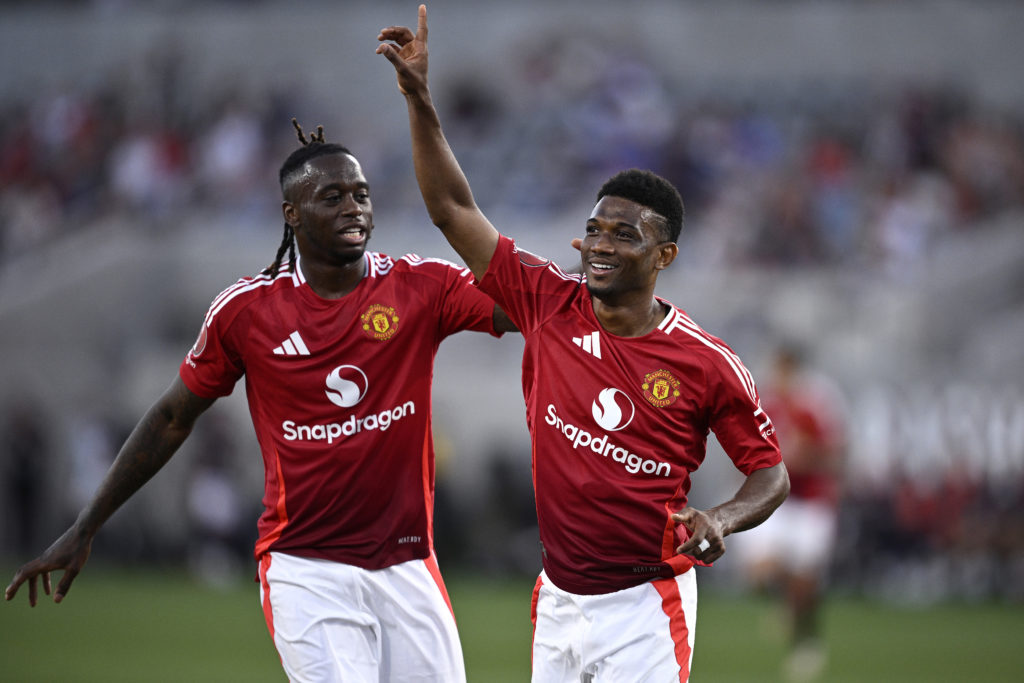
left=178, top=295, right=245, bottom=399
left=706, top=353, right=783, bottom=475
left=477, top=234, right=583, bottom=335
left=429, top=257, right=504, bottom=338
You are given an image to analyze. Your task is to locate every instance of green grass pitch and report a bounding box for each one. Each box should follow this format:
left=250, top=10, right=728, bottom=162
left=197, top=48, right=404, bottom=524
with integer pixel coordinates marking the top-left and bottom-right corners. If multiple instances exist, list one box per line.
left=2, top=565, right=1022, bottom=682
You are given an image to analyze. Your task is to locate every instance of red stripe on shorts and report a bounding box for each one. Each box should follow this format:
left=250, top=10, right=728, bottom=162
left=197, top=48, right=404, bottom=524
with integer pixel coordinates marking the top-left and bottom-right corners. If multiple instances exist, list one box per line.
left=258, top=553, right=275, bottom=641
left=530, top=574, right=544, bottom=668
left=424, top=552, right=456, bottom=619
left=653, top=576, right=692, bottom=682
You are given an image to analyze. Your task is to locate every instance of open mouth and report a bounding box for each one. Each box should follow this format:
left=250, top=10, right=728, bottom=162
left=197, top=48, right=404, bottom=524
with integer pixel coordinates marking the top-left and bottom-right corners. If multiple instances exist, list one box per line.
left=588, top=262, right=617, bottom=276
left=338, top=225, right=367, bottom=245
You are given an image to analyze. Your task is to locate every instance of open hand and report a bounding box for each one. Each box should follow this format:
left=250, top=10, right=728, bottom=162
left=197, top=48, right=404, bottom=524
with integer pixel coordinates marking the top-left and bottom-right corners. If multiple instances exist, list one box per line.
left=5, top=527, right=93, bottom=606
left=377, top=4, right=430, bottom=96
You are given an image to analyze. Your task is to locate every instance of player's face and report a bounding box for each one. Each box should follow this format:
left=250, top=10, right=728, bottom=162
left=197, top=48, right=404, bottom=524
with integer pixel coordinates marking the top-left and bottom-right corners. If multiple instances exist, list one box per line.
left=284, top=153, right=374, bottom=267
left=581, top=196, right=675, bottom=302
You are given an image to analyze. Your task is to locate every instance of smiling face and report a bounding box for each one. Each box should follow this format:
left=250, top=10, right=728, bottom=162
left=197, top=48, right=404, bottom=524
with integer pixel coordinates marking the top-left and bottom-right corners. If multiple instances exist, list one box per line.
left=282, top=152, right=374, bottom=268
left=581, top=195, right=677, bottom=303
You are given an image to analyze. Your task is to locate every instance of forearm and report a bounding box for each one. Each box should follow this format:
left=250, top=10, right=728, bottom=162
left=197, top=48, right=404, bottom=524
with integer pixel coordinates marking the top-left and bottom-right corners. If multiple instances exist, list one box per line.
left=74, top=413, right=184, bottom=535
left=404, top=88, right=476, bottom=227
left=708, top=462, right=790, bottom=536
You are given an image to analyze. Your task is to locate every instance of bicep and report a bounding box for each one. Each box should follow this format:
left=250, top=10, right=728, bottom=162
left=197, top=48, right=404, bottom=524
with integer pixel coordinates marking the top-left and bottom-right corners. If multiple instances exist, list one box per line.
left=153, top=375, right=217, bottom=432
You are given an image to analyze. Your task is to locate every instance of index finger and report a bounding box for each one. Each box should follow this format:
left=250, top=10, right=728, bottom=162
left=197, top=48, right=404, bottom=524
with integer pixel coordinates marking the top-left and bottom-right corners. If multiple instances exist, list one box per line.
left=416, top=4, right=428, bottom=42
left=5, top=564, right=34, bottom=601
left=671, top=509, right=695, bottom=530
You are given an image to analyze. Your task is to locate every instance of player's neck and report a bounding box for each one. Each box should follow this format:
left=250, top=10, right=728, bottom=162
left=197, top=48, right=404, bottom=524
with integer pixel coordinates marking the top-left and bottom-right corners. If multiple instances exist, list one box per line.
left=592, top=296, right=666, bottom=338
left=302, top=255, right=366, bottom=300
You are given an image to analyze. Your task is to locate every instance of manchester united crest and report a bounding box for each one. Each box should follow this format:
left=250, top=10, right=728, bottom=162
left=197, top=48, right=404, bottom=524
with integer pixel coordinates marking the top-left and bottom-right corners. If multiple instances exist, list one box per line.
left=642, top=369, right=681, bottom=408
left=360, top=303, right=399, bottom=341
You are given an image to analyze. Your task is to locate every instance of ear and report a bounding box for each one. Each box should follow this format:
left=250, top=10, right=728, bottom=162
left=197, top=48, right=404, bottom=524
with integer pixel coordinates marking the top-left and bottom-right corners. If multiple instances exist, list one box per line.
left=282, top=200, right=300, bottom=229
left=654, top=241, right=678, bottom=271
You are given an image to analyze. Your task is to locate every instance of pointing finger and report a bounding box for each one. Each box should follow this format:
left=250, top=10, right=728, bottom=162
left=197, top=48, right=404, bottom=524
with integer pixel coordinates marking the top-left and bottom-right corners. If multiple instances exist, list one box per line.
left=417, top=4, right=428, bottom=42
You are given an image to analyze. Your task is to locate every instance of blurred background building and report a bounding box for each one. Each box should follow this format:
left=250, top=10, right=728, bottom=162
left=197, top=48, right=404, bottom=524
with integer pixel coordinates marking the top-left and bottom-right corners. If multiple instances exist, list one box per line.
left=1, top=0, right=1022, bottom=604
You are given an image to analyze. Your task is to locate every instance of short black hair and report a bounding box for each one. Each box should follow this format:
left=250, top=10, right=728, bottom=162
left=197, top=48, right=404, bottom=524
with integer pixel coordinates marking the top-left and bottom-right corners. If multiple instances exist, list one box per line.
left=596, top=169, right=684, bottom=243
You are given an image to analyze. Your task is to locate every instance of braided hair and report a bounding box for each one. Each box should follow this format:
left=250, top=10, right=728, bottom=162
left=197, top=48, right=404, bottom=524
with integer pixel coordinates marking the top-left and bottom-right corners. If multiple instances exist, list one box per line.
left=264, top=119, right=354, bottom=276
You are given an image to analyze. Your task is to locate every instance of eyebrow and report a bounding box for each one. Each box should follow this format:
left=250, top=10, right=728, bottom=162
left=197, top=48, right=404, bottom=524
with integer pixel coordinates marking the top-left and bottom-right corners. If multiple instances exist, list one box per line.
left=318, top=179, right=370, bottom=192
left=587, top=217, right=641, bottom=231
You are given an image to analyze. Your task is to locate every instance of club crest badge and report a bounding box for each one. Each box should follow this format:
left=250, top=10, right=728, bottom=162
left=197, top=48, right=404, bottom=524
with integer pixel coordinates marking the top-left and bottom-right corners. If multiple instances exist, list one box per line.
left=361, top=303, right=399, bottom=341
left=642, top=369, right=681, bottom=408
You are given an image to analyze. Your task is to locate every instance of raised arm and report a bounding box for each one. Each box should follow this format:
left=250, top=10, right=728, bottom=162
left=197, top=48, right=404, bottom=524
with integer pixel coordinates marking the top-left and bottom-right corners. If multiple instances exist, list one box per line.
left=5, top=376, right=215, bottom=605
left=377, top=4, right=499, bottom=281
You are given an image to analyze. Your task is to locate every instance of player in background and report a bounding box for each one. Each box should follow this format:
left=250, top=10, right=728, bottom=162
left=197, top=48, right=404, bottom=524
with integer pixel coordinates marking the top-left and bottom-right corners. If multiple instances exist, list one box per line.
left=734, top=344, right=847, bottom=682
left=378, top=7, right=790, bottom=681
left=6, top=119, right=514, bottom=683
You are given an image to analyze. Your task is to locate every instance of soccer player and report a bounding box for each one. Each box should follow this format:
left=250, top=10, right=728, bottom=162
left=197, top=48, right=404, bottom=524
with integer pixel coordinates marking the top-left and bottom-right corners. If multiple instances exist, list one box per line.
left=734, top=344, right=846, bottom=682
left=5, top=119, right=514, bottom=683
left=377, top=7, right=790, bottom=681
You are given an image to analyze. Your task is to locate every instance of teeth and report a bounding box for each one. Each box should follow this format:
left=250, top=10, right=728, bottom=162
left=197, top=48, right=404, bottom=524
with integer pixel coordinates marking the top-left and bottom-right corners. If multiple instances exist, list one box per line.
left=591, top=263, right=614, bottom=271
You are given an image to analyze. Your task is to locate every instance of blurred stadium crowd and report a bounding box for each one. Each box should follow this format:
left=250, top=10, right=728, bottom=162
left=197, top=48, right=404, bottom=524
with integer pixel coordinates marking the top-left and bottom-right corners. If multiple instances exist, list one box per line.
left=2, top=1, right=1024, bottom=606
left=3, top=31, right=1023, bottom=271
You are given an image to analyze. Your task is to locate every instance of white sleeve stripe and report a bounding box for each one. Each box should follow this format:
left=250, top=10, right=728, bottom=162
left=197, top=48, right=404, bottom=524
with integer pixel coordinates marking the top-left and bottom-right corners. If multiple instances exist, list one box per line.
left=403, top=255, right=461, bottom=269
left=547, top=262, right=583, bottom=282
left=203, top=277, right=280, bottom=327
left=661, top=309, right=758, bottom=403
left=209, top=272, right=272, bottom=310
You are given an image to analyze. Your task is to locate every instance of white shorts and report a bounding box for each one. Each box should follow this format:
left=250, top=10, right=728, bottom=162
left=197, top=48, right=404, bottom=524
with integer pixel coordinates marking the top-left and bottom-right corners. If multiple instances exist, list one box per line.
left=258, top=552, right=465, bottom=683
left=531, top=569, right=698, bottom=683
left=733, top=497, right=837, bottom=577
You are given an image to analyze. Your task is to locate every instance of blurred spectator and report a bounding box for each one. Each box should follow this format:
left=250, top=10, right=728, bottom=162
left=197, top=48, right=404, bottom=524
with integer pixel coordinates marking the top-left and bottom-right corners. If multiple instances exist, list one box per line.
left=2, top=402, right=49, bottom=556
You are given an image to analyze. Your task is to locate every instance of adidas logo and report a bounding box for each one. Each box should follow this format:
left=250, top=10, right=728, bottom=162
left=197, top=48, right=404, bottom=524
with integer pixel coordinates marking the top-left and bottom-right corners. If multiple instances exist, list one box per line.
left=274, top=331, right=310, bottom=356
left=572, top=331, right=602, bottom=359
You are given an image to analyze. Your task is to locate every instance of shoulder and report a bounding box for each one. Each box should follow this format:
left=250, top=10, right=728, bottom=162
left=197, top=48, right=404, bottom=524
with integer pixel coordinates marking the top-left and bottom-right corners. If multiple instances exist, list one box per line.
left=658, top=303, right=758, bottom=397
left=370, top=251, right=474, bottom=282
left=202, top=264, right=297, bottom=324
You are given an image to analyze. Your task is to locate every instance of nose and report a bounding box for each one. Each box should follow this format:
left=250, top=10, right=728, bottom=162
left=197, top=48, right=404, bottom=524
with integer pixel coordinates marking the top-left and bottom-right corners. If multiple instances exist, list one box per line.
left=341, top=196, right=363, bottom=216
left=589, top=231, right=615, bottom=254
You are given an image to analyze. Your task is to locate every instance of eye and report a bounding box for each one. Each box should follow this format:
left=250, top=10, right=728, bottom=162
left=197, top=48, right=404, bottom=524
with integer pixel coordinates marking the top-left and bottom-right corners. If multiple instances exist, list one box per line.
left=356, top=191, right=370, bottom=202
left=323, top=192, right=342, bottom=204
left=585, top=225, right=598, bottom=236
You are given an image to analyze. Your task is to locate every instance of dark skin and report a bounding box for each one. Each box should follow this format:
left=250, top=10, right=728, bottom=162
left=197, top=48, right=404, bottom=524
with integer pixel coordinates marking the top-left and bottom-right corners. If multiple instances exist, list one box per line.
left=6, top=147, right=513, bottom=606
left=378, top=4, right=788, bottom=564
left=283, top=152, right=376, bottom=299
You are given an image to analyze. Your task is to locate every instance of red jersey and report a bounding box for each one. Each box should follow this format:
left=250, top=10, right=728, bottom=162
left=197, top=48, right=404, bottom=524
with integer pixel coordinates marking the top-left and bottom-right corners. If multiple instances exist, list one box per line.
left=179, top=252, right=499, bottom=569
left=478, top=235, right=782, bottom=594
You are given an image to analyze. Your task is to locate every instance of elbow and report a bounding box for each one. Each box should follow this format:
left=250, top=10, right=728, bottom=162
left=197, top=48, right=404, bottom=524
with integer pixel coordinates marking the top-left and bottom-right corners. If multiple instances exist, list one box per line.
left=775, top=461, right=791, bottom=506
left=427, top=199, right=475, bottom=233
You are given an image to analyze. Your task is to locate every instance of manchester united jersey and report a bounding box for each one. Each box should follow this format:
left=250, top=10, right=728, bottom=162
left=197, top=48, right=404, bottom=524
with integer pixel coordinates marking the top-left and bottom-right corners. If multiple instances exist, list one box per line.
left=478, top=235, right=782, bottom=594
left=179, top=251, right=500, bottom=570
